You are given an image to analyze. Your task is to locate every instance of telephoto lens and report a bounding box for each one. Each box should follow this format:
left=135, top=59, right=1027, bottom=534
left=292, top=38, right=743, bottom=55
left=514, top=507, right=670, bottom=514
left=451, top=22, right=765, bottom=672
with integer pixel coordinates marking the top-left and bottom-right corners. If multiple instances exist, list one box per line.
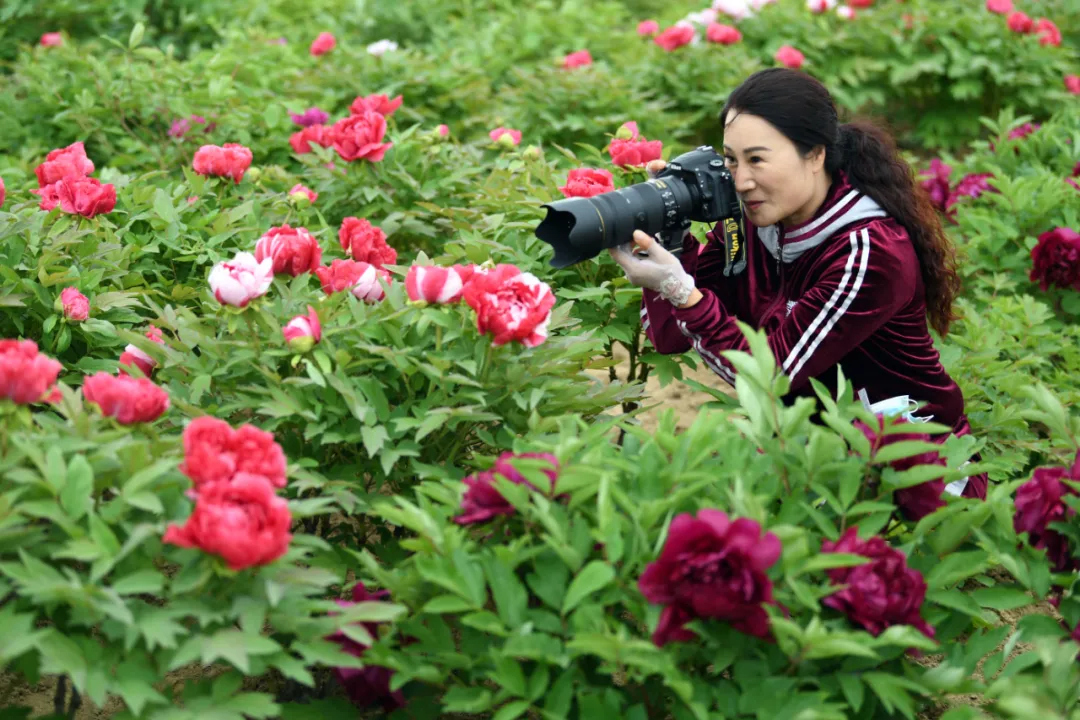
left=534, top=146, right=744, bottom=271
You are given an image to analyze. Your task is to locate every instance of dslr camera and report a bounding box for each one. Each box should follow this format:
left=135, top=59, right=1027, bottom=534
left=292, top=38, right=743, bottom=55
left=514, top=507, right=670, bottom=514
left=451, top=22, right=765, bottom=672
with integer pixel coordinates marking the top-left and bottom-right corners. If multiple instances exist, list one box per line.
left=534, top=145, right=746, bottom=276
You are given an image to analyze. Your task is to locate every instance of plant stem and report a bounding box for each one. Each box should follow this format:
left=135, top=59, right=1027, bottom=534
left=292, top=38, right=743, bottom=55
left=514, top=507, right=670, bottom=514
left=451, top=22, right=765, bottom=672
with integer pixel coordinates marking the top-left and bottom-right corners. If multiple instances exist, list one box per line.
left=244, top=311, right=262, bottom=356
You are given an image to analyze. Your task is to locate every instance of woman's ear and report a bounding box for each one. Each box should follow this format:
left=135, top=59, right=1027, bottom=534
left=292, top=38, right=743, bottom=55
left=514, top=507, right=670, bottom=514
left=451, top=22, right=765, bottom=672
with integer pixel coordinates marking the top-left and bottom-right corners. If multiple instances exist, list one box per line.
left=807, top=145, right=827, bottom=173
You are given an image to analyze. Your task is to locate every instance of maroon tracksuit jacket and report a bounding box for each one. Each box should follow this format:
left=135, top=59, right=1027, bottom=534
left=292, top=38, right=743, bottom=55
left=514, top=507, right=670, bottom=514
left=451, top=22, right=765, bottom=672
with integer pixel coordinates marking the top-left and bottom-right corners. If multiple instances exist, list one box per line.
left=641, top=171, right=987, bottom=499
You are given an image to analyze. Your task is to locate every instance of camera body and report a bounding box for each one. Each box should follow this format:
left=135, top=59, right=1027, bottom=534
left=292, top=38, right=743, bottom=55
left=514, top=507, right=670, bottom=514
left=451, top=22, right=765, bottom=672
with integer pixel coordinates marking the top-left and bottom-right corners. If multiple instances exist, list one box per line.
left=534, top=145, right=746, bottom=276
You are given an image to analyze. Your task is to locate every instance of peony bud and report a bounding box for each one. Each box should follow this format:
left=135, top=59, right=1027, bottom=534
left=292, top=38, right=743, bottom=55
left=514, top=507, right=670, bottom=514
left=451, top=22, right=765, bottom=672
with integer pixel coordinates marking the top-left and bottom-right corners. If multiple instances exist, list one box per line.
left=57, top=287, right=90, bottom=322
left=615, top=124, right=635, bottom=140
left=522, top=145, right=542, bottom=161
left=246, top=166, right=262, bottom=183
left=283, top=306, right=321, bottom=352
left=496, top=133, right=516, bottom=149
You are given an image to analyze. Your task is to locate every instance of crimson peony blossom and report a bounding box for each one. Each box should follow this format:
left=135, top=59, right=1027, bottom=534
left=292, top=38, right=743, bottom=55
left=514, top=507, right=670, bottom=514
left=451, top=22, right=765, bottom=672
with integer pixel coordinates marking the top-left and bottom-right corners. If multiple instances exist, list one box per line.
left=562, top=49, right=593, bottom=69
left=82, top=372, right=169, bottom=424
left=637, top=20, right=660, bottom=36
left=821, top=527, right=935, bottom=638
left=406, top=265, right=465, bottom=304
left=180, top=415, right=288, bottom=490
left=40, top=32, right=63, bottom=47
left=986, top=0, right=1012, bottom=13
left=1013, top=455, right=1080, bottom=572
left=339, top=217, right=396, bottom=267
left=489, top=127, right=522, bottom=147
left=289, top=125, right=330, bottom=154
left=453, top=452, right=559, bottom=525
left=35, top=142, right=94, bottom=187
left=0, top=339, right=62, bottom=405
left=290, top=107, right=329, bottom=127
left=463, top=266, right=555, bottom=347
left=653, top=24, right=696, bottom=51
left=119, top=326, right=165, bottom=377
left=254, top=224, right=322, bottom=277
left=208, top=252, right=273, bottom=307
left=349, top=94, right=403, bottom=117
left=639, top=509, right=781, bottom=645
left=1035, top=18, right=1062, bottom=46
left=706, top=23, right=742, bottom=44
left=775, top=45, right=805, bottom=69
left=192, top=143, right=253, bottom=184
left=945, top=173, right=996, bottom=214
left=315, top=259, right=389, bottom=302
left=919, top=158, right=952, bottom=211
left=559, top=167, right=615, bottom=198
left=310, top=32, right=336, bottom=56
left=58, top=287, right=89, bottom=322
left=326, top=583, right=406, bottom=711
left=163, top=472, right=292, bottom=570
left=282, top=306, right=321, bottom=352
left=1006, top=11, right=1033, bottom=33
left=329, top=111, right=392, bottom=162
left=1030, top=227, right=1080, bottom=292
left=856, top=416, right=947, bottom=521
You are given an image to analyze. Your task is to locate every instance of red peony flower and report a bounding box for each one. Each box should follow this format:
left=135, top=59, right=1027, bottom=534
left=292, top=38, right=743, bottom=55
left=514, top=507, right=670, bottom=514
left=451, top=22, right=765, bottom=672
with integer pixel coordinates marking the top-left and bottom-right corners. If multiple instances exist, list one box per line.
left=34, top=177, right=116, bottom=218
left=653, top=24, right=695, bottom=52
left=821, top=527, right=935, bottom=638
left=453, top=452, right=559, bottom=525
left=775, top=45, right=805, bottom=69
left=192, top=143, right=253, bottom=184
left=326, top=583, right=406, bottom=711
left=706, top=23, right=742, bottom=44
left=310, top=31, right=336, bottom=56
left=81, top=372, right=169, bottom=424
left=35, top=141, right=95, bottom=187
left=0, top=339, right=62, bottom=405
left=1030, top=227, right=1080, bottom=292
left=254, top=224, right=322, bottom=277
left=919, top=158, right=952, bottom=211
left=944, top=173, right=997, bottom=214
left=1006, top=11, right=1033, bottom=33
left=59, top=287, right=89, bottom=322
left=1066, top=75, right=1080, bottom=95
left=562, top=49, right=593, bottom=69
left=639, top=509, right=781, bottom=645
left=1013, top=456, right=1080, bottom=572
left=559, top=167, right=615, bottom=198
left=338, top=217, right=396, bottom=267
left=349, top=93, right=403, bottom=117
left=119, top=326, right=165, bottom=377
left=40, top=32, right=63, bottom=47
left=329, top=111, right=392, bottom=162
left=180, top=415, right=288, bottom=490
left=289, top=125, right=330, bottom=155
left=463, top=266, right=556, bottom=347
left=163, top=472, right=292, bottom=570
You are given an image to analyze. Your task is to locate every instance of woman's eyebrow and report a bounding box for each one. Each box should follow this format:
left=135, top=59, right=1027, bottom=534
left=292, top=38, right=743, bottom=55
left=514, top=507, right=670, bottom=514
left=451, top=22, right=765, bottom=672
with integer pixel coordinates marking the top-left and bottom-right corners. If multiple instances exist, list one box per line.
left=723, top=145, right=772, bottom=153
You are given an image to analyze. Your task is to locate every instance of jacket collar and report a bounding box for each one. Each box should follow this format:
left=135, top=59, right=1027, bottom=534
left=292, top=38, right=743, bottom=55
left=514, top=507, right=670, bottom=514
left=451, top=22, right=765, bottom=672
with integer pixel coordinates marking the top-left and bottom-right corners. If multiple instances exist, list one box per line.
left=756, top=172, right=887, bottom=264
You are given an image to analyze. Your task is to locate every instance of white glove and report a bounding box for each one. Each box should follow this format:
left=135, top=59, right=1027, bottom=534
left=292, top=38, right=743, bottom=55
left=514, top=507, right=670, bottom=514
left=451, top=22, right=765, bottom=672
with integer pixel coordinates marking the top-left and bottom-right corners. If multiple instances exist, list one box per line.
left=609, top=231, right=696, bottom=307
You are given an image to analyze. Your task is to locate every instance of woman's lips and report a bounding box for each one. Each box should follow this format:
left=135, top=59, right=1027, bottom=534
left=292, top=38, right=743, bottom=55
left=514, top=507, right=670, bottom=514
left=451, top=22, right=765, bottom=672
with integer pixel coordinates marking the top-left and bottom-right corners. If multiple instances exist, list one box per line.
left=745, top=201, right=764, bottom=210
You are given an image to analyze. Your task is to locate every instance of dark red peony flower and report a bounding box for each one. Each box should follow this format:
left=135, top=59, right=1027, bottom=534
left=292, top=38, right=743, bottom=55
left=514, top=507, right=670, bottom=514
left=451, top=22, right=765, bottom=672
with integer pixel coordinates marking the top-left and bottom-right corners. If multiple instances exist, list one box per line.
left=1030, top=227, right=1080, bottom=292
left=326, top=582, right=406, bottom=711
left=638, top=509, right=781, bottom=645
left=856, top=416, right=947, bottom=521
left=454, top=452, right=559, bottom=525
left=821, top=527, right=935, bottom=639
left=1013, top=455, right=1080, bottom=572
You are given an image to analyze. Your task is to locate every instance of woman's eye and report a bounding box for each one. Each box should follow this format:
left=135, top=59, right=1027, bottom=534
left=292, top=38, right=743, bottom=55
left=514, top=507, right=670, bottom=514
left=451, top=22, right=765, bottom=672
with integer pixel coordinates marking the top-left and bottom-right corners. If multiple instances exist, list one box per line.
left=724, top=156, right=736, bottom=165
left=749, top=156, right=763, bottom=164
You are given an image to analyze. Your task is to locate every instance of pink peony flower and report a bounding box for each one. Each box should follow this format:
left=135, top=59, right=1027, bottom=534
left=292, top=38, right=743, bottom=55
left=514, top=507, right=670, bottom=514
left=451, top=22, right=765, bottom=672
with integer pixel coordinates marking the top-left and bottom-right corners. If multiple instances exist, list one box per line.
left=192, top=143, right=253, bottom=184
left=310, top=32, right=336, bottom=56
left=119, top=326, right=165, bottom=377
left=807, top=0, right=836, bottom=13
left=315, top=259, right=389, bottom=302
left=282, top=306, right=321, bottom=352
left=288, top=183, right=318, bottom=204
left=59, top=287, right=89, bottom=322
left=349, top=94, right=403, bottom=117
left=489, top=127, right=522, bottom=147
left=339, top=217, right=396, bottom=267
left=0, top=175, right=5, bottom=209
left=82, top=372, right=170, bottom=425
left=405, top=265, right=465, bottom=304
left=329, top=111, right=392, bottom=163
left=180, top=415, right=288, bottom=490
left=1066, top=75, right=1080, bottom=95
left=706, top=23, right=743, bottom=44
left=208, top=252, right=274, bottom=307
left=637, top=20, right=660, bottom=37
left=40, top=33, right=63, bottom=47
left=463, top=266, right=555, bottom=347
left=289, top=125, right=330, bottom=155
left=290, top=107, right=329, bottom=127
left=254, top=224, right=322, bottom=277
left=1006, top=11, right=1033, bottom=33
left=0, top=339, right=63, bottom=405
left=35, top=177, right=116, bottom=218
left=837, top=5, right=855, bottom=19
left=436, top=124, right=450, bottom=137
left=608, top=125, right=664, bottom=167
left=986, top=0, right=1012, bottom=13
left=562, top=49, right=593, bottom=69
left=35, top=142, right=95, bottom=187
left=1035, top=18, right=1062, bottom=47
left=775, top=45, right=805, bottom=69
left=653, top=25, right=696, bottom=51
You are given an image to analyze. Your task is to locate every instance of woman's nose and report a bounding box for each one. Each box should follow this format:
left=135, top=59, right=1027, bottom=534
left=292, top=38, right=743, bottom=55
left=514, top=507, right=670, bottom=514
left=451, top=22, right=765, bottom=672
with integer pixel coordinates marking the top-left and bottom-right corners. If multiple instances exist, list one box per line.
left=732, top=167, right=755, bottom=193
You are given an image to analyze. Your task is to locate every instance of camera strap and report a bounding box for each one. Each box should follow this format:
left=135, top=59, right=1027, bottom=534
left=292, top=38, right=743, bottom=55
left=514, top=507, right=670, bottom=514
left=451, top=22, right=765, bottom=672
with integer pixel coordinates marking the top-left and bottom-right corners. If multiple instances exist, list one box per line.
left=720, top=217, right=747, bottom=277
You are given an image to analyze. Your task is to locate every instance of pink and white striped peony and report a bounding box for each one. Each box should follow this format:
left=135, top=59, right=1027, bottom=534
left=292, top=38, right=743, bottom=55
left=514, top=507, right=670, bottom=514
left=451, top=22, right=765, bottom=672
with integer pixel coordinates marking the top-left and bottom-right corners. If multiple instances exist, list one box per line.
left=282, top=306, right=321, bottom=352
left=208, top=252, right=274, bottom=307
left=405, top=265, right=465, bottom=304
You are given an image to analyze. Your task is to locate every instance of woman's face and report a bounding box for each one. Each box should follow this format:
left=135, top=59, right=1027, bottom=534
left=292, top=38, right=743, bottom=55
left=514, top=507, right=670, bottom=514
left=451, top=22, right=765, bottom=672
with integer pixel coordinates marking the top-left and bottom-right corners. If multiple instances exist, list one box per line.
left=721, top=111, right=827, bottom=228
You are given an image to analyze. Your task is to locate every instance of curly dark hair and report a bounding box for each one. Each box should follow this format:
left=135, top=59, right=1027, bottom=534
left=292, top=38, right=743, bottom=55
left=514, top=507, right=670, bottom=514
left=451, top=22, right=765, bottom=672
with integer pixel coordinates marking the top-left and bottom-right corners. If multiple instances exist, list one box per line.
left=721, top=68, right=962, bottom=336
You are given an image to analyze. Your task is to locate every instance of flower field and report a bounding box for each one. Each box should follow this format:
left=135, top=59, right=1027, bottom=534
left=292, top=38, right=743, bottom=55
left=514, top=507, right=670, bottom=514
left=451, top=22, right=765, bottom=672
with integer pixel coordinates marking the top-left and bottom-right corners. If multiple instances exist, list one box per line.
left=1, top=0, right=1080, bottom=718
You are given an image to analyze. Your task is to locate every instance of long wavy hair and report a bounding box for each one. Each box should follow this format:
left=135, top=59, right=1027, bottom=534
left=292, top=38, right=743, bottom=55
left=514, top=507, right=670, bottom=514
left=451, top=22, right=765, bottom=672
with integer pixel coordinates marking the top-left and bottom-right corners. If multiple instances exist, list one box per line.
left=720, top=68, right=962, bottom=336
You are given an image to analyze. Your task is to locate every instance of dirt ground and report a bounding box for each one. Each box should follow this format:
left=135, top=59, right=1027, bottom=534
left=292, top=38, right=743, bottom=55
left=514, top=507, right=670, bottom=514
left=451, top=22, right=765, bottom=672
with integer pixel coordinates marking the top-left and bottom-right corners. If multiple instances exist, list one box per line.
left=0, top=350, right=1051, bottom=718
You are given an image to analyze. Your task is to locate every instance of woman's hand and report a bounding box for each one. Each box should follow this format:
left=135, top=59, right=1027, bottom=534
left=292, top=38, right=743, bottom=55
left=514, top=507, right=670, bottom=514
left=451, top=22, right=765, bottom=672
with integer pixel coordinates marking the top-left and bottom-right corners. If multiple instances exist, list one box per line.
left=608, top=230, right=702, bottom=308
left=645, top=159, right=666, bottom=179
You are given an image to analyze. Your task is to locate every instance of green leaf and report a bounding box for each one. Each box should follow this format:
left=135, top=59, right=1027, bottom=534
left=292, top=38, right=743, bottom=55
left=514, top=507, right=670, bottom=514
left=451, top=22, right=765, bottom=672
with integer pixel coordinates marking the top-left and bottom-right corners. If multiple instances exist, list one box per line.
left=562, top=561, right=615, bottom=615
left=112, top=569, right=164, bottom=595
left=493, top=700, right=532, bottom=720
left=443, top=687, right=494, bottom=713
left=360, top=425, right=389, bottom=456
left=128, top=22, right=145, bottom=48
left=971, top=587, right=1033, bottom=611
left=422, top=594, right=476, bottom=614
left=794, top=553, right=870, bottom=575
left=60, top=455, right=95, bottom=521
left=152, top=188, right=178, bottom=224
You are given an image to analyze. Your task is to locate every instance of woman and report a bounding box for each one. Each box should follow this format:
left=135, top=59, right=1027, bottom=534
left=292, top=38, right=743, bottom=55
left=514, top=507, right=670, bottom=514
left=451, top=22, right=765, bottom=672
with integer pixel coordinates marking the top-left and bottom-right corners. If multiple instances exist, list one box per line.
left=610, top=68, right=986, bottom=500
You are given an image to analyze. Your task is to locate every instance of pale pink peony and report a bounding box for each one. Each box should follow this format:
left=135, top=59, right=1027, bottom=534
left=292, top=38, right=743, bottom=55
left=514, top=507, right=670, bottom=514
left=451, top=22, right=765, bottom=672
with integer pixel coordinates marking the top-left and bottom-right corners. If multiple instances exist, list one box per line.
left=208, top=252, right=274, bottom=307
